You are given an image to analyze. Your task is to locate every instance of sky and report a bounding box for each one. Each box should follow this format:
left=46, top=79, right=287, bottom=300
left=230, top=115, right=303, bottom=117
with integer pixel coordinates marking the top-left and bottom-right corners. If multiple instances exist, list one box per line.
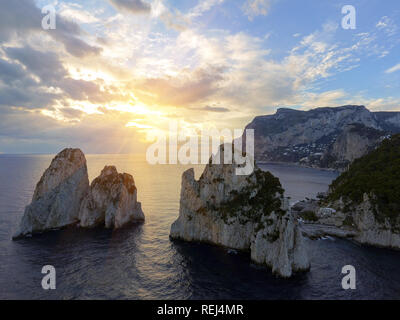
left=0, top=0, right=399, bottom=154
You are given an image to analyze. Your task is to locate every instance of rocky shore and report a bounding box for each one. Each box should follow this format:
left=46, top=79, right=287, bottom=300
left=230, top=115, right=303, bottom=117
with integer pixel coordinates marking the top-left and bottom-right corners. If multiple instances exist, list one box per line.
left=293, top=195, right=400, bottom=249
left=13, top=148, right=144, bottom=239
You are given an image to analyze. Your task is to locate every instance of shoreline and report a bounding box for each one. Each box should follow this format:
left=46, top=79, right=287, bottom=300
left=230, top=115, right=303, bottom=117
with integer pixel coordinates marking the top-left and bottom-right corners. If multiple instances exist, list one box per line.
left=256, top=161, right=341, bottom=173
left=300, top=222, right=357, bottom=240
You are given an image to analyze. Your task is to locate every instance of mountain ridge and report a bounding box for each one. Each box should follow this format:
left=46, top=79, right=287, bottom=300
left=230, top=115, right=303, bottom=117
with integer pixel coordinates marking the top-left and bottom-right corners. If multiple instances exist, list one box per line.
left=245, top=105, right=400, bottom=170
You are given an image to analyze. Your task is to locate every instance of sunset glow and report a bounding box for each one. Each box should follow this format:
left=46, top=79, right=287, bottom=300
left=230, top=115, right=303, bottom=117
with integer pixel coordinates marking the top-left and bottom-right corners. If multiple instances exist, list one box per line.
left=0, top=0, right=399, bottom=154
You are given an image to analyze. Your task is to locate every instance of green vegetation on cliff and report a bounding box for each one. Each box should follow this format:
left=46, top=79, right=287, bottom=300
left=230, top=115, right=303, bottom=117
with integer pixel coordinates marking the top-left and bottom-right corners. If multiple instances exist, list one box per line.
left=218, top=168, right=285, bottom=225
left=328, top=134, right=400, bottom=223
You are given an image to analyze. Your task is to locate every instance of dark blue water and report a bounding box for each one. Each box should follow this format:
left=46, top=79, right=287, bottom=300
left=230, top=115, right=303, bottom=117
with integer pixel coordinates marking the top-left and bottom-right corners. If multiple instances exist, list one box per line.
left=1, top=154, right=400, bottom=300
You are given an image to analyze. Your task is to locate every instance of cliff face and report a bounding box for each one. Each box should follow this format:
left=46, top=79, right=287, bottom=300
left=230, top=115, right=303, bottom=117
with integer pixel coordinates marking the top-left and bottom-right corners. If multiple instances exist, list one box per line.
left=320, top=124, right=385, bottom=170
left=170, top=146, right=310, bottom=277
left=13, top=149, right=89, bottom=239
left=306, top=195, right=400, bottom=249
left=79, top=166, right=144, bottom=229
left=352, top=194, right=400, bottom=248
left=13, top=149, right=144, bottom=239
left=300, top=135, right=400, bottom=249
left=375, top=112, right=400, bottom=132
left=245, top=105, right=399, bottom=169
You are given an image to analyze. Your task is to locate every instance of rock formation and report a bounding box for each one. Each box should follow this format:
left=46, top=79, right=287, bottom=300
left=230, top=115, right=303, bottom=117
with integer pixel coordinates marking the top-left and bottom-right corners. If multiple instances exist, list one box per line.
left=351, top=194, right=400, bottom=248
left=13, top=148, right=144, bottom=239
left=13, top=148, right=89, bottom=239
left=170, top=146, right=310, bottom=277
left=297, top=135, right=400, bottom=249
left=79, top=166, right=144, bottom=229
left=245, top=105, right=398, bottom=169
left=320, top=124, right=385, bottom=170
left=298, top=195, right=400, bottom=249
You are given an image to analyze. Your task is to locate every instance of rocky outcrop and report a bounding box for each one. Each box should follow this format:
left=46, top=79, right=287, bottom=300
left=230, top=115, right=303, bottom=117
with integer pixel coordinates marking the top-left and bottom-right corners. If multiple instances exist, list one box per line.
left=79, top=166, right=144, bottom=229
left=300, top=223, right=357, bottom=240
left=13, top=149, right=144, bottom=239
left=320, top=124, right=385, bottom=170
left=170, top=146, right=310, bottom=277
left=297, top=135, right=400, bottom=249
left=245, top=105, right=398, bottom=169
left=375, top=111, right=400, bottom=132
left=13, top=148, right=89, bottom=239
left=298, top=195, right=400, bottom=249
left=351, top=194, right=400, bottom=248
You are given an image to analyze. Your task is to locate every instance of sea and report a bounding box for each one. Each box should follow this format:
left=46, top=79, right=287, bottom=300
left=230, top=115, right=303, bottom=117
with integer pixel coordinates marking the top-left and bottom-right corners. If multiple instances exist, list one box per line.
left=0, top=154, right=400, bottom=299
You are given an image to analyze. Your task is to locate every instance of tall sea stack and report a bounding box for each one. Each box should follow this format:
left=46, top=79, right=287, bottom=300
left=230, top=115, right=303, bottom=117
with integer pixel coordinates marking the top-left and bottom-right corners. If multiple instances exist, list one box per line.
left=170, top=145, right=310, bottom=278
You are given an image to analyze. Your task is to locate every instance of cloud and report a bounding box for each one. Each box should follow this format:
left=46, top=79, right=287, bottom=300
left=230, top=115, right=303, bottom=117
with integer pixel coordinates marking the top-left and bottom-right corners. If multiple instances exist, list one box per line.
left=300, top=90, right=349, bottom=108
left=376, top=16, right=398, bottom=36
left=52, top=31, right=102, bottom=57
left=5, top=45, right=67, bottom=82
left=365, top=97, right=400, bottom=111
left=242, top=0, right=271, bottom=20
left=191, top=105, right=231, bottom=113
left=0, top=0, right=399, bottom=154
left=201, top=106, right=230, bottom=112
left=0, top=59, right=28, bottom=84
left=155, top=0, right=225, bottom=31
left=158, top=8, right=189, bottom=31
left=0, top=51, right=62, bottom=109
left=0, top=87, right=59, bottom=109
left=385, top=63, right=400, bottom=74
left=0, top=43, right=126, bottom=114
left=0, top=0, right=101, bottom=57
left=59, top=3, right=100, bottom=24
left=132, top=66, right=224, bottom=106
left=109, top=0, right=151, bottom=14
left=0, top=107, right=148, bottom=154
left=126, top=21, right=390, bottom=116
left=187, top=0, right=225, bottom=18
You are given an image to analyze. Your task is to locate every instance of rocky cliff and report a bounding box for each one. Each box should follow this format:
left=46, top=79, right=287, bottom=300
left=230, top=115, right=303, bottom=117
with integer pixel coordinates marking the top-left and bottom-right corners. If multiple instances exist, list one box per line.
left=297, top=135, right=400, bottom=249
left=320, top=124, right=386, bottom=170
left=13, top=149, right=89, bottom=239
left=170, top=146, right=310, bottom=277
left=245, top=105, right=398, bottom=169
left=79, top=166, right=144, bottom=229
left=13, top=149, right=144, bottom=239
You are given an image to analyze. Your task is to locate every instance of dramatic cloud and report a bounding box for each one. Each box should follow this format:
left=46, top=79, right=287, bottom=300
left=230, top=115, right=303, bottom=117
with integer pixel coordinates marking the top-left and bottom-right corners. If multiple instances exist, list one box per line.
left=0, top=0, right=399, bottom=153
left=0, top=0, right=101, bottom=57
left=5, top=46, right=67, bottom=82
left=0, top=43, right=125, bottom=114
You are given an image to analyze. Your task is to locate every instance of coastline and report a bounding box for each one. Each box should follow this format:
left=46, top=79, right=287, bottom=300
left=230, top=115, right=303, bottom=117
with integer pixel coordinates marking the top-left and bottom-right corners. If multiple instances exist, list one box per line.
left=257, top=161, right=341, bottom=173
